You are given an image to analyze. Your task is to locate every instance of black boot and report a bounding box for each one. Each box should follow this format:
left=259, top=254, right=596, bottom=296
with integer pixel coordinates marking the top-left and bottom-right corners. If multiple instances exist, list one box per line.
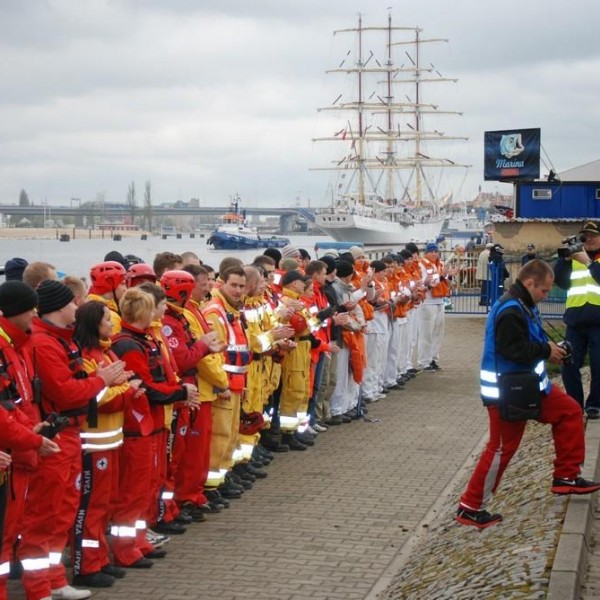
left=281, top=433, right=307, bottom=451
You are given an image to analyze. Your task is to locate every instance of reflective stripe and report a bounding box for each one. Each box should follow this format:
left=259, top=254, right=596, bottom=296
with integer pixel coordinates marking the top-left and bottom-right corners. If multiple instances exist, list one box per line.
left=82, top=539, right=100, bottom=548
left=481, top=385, right=500, bottom=399
left=161, top=491, right=174, bottom=500
left=135, top=520, right=146, bottom=529
left=571, top=270, right=590, bottom=280
left=261, top=411, right=272, bottom=423
left=223, top=364, right=248, bottom=374
left=81, top=440, right=123, bottom=451
left=227, top=344, right=249, bottom=352
left=232, top=447, right=244, bottom=463
left=0, top=561, right=10, bottom=575
left=21, top=557, right=50, bottom=571
left=534, top=361, right=545, bottom=375
left=480, top=370, right=497, bottom=383
left=280, top=415, right=299, bottom=429
left=49, top=552, right=62, bottom=565
left=80, top=428, right=123, bottom=439
left=110, top=525, right=136, bottom=538
left=240, top=443, right=254, bottom=461
left=567, top=284, right=600, bottom=297
left=96, top=387, right=109, bottom=402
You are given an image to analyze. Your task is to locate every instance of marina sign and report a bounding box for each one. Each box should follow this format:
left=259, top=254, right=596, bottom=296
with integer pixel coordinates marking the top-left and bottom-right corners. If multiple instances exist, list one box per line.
left=484, top=128, right=541, bottom=181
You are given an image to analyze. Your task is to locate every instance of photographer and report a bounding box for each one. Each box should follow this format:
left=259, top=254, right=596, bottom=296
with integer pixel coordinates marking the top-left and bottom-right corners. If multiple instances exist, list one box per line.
left=455, top=259, right=600, bottom=529
left=554, top=221, right=600, bottom=418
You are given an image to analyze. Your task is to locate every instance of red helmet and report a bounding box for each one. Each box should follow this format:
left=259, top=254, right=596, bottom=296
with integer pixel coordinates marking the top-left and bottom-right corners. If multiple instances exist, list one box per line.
left=160, top=270, right=195, bottom=303
left=239, top=411, right=265, bottom=435
left=126, top=263, right=157, bottom=287
left=289, top=312, right=307, bottom=336
left=89, top=261, right=126, bottom=295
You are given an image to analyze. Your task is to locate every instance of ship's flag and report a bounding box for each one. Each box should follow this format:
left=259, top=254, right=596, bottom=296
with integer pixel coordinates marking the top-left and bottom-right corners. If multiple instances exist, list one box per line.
left=494, top=205, right=514, bottom=219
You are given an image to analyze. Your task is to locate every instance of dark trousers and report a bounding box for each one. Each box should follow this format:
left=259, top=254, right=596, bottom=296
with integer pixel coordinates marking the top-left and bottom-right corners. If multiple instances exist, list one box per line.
left=562, top=323, right=600, bottom=410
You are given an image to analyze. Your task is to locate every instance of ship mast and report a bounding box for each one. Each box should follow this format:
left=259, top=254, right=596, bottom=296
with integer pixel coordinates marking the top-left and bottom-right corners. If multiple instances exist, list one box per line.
left=312, top=13, right=469, bottom=214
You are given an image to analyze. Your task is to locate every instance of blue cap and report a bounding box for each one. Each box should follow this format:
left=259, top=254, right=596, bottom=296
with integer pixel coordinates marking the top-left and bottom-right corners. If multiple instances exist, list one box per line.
left=425, top=243, right=439, bottom=253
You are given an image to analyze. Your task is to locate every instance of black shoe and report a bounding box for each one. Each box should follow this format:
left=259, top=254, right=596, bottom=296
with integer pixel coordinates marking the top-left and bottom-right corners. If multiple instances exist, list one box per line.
left=256, top=445, right=275, bottom=460
left=281, top=433, right=307, bottom=451
left=218, top=483, right=243, bottom=499
left=325, top=415, right=343, bottom=426
left=362, top=397, right=373, bottom=404
left=123, top=557, right=153, bottom=569
left=243, top=463, right=268, bottom=479
left=294, top=432, right=315, bottom=446
left=72, top=572, right=115, bottom=588
left=421, top=365, right=436, bottom=372
left=174, top=511, right=194, bottom=524
left=144, top=549, right=167, bottom=559
left=153, top=520, right=187, bottom=535
left=100, top=564, right=126, bottom=579
left=430, top=360, right=441, bottom=370
left=227, top=471, right=253, bottom=489
left=232, top=464, right=256, bottom=489
left=341, top=415, right=352, bottom=423
left=586, top=408, right=600, bottom=419
left=180, top=503, right=208, bottom=522
left=385, top=383, right=403, bottom=390
left=455, top=507, right=503, bottom=529
left=551, top=477, right=600, bottom=495
left=205, top=489, right=230, bottom=508
left=408, top=368, right=419, bottom=375
left=259, top=437, right=285, bottom=452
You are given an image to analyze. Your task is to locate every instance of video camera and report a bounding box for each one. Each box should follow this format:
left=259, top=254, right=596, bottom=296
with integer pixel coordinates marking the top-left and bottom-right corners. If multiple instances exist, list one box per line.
left=41, top=412, right=70, bottom=439
left=557, top=235, right=585, bottom=258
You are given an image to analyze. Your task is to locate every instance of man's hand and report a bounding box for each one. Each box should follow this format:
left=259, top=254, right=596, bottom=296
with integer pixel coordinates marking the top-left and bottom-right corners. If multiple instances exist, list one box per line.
left=328, top=342, right=341, bottom=354
left=39, top=437, right=61, bottom=456
left=0, top=450, right=11, bottom=471
left=96, top=360, right=127, bottom=386
left=271, top=325, right=294, bottom=341
left=548, top=341, right=568, bottom=365
left=333, top=312, right=350, bottom=326
left=183, top=383, right=199, bottom=404
left=129, top=378, right=146, bottom=398
left=217, top=389, right=231, bottom=401
left=200, top=331, right=226, bottom=353
left=571, top=251, right=591, bottom=266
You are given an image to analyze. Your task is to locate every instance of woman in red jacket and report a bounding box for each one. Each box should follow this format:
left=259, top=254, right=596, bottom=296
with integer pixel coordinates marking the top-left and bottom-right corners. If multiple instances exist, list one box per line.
left=71, top=301, right=143, bottom=588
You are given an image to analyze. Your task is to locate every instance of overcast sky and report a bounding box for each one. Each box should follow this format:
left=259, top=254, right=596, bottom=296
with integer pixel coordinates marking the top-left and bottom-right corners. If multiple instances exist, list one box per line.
left=1, top=0, right=599, bottom=209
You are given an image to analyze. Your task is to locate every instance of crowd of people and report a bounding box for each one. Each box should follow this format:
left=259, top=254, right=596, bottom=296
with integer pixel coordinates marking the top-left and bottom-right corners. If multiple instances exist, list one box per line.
left=0, top=241, right=455, bottom=600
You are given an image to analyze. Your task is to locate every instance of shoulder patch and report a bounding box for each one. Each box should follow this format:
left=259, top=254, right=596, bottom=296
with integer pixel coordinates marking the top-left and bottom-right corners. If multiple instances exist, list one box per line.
left=162, top=325, right=173, bottom=336
left=168, top=337, right=179, bottom=349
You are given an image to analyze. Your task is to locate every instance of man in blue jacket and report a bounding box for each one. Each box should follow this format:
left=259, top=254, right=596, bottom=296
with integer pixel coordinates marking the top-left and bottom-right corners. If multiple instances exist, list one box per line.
left=456, top=259, right=600, bottom=529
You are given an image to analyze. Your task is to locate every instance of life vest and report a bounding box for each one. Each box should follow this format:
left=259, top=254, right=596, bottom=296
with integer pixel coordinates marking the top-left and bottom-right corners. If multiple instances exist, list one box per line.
left=479, top=296, right=551, bottom=406
left=203, top=299, right=251, bottom=394
left=342, top=329, right=366, bottom=384
left=431, top=258, right=451, bottom=298
left=566, top=259, right=600, bottom=309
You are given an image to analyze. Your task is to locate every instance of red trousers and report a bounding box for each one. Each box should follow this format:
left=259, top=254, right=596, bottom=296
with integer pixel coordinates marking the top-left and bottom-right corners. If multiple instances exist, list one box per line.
left=146, top=430, right=178, bottom=526
left=170, top=403, right=212, bottom=506
left=111, top=435, right=153, bottom=566
left=460, top=384, right=585, bottom=511
left=18, top=428, right=82, bottom=600
left=0, top=468, right=30, bottom=600
left=71, top=448, right=119, bottom=576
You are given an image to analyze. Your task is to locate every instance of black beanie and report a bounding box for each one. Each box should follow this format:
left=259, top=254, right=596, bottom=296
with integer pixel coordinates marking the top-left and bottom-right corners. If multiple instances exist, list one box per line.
left=0, top=281, right=38, bottom=317
left=335, top=260, right=354, bottom=278
left=320, top=255, right=337, bottom=275
left=4, top=257, right=29, bottom=281
left=36, top=280, right=74, bottom=316
left=370, top=260, right=387, bottom=273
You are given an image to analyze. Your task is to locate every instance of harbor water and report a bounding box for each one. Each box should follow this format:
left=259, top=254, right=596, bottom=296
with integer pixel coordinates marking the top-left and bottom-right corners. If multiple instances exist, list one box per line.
left=0, top=234, right=336, bottom=279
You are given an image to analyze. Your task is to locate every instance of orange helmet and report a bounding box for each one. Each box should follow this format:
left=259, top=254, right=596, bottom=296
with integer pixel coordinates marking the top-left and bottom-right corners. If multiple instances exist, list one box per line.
left=89, top=261, right=126, bottom=295
left=160, top=270, right=195, bottom=303
left=126, top=263, right=157, bottom=287
left=289, top=312, right=307, bottom=336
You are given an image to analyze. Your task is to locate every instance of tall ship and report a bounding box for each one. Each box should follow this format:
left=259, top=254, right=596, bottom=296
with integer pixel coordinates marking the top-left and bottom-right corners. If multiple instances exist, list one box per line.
left=313, top=13, right=469, bottom=245
left=207, top=195, right=290, bottom=250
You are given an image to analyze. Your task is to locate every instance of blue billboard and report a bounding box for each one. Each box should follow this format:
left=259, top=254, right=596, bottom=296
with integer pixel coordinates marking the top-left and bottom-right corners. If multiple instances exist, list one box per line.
left=484, top=128, right=540, bottom=181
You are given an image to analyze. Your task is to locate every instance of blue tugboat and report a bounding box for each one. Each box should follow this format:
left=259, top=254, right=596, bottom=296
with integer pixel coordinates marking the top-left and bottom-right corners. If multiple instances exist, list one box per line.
left=207, top=195, right=290, bottom=250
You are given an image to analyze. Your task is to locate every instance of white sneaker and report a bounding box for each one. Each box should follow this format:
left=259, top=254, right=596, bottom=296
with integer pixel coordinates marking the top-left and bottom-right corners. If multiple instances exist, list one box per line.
left=51, top=585, right=92, bottom=600
left=312, top=423, right=328, bottom=433
left=146, top=529, right=170, bottom=548
left=305, top=425, right=319, bottom=436
left=373, top=393, right=385, bottom=401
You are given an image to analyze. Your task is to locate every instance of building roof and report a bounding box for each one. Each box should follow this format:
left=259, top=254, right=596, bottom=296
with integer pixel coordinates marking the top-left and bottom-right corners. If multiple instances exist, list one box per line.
left=559, top=158, right=600, bottom=181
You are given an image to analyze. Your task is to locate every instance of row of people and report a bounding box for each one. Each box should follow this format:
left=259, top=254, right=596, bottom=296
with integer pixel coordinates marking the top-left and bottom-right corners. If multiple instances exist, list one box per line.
left=0, top=242, right=454, bottom=600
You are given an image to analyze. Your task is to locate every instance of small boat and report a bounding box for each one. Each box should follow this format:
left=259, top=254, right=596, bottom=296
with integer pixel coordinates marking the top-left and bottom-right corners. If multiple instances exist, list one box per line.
left=207, top=195, right=290, bottom=250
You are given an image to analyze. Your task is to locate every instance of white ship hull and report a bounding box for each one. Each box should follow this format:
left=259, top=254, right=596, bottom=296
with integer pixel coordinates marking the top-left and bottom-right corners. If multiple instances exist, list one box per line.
left=315, top=213, right=444, bottom=245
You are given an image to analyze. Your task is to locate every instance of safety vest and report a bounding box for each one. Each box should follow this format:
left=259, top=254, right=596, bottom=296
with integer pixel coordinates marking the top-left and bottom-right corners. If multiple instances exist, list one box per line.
left=479, top=297, right=551, bottom=406
left=566, top=259, right=600, bottom=309
left=203, top=297, right=251, bottom=394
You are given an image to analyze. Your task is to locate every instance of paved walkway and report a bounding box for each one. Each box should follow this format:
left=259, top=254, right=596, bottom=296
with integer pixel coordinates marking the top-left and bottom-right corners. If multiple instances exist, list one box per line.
left=9, top=317, right=489, bottom=600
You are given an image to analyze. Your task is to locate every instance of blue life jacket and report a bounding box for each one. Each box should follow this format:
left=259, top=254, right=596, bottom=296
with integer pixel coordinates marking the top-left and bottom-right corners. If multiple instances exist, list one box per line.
left=479, top=297, right=551, bottom=406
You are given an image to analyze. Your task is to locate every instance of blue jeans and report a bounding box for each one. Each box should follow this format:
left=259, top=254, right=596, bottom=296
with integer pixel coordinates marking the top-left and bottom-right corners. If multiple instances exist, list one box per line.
left=307, top=353, right=327, bottom=425
left=561, top=324, right=600, bottom=410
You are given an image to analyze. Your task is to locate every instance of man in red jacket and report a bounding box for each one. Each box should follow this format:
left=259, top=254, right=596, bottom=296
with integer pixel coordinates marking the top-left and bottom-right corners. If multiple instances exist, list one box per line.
left=18, top=281, right=126, bottom=600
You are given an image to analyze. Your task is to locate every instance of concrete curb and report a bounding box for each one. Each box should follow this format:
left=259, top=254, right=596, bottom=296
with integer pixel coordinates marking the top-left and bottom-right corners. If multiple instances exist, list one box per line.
left=548, top=420, right=600, bottom=599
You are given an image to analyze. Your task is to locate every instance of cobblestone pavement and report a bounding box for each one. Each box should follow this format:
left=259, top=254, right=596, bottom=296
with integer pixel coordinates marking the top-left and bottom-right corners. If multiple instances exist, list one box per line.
left=9, top=317, right=489, bottom=600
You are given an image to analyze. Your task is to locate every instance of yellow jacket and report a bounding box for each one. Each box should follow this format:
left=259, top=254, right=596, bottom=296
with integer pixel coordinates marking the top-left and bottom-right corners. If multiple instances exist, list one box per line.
left=86, top=293, right=122, bottom=334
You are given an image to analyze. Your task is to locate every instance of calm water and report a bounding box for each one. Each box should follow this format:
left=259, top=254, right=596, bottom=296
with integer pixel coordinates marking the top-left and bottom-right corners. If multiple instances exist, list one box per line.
left=0, top=234, right=334, bottom=279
